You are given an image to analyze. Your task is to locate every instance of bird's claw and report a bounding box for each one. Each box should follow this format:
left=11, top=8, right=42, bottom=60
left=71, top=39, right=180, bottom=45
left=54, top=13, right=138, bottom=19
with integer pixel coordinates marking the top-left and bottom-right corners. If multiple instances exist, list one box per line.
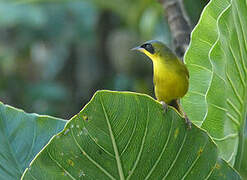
left=161, top=101, right=192, bottom=130
left=160, top=101, right=168, bottom=113
left=185, top=116, right=192, bottom=130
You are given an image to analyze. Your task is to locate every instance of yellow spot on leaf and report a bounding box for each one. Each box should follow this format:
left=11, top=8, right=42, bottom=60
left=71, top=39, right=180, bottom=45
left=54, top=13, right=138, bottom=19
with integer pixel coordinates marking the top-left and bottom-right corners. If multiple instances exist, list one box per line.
left=198, top=147, right=203, bottom=155
left=215, top=163, right=220, bottom=169
left=68, top=159, right=74, bottom=167
left=82, top=115, right=88, bottom=121
left=174, top=128, right=179, bottom=139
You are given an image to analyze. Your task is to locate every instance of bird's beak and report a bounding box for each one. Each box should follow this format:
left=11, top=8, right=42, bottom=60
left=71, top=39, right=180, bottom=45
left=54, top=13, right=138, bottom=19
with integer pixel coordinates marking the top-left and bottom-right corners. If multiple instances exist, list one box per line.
left=131, top=46, right=144, bottom=52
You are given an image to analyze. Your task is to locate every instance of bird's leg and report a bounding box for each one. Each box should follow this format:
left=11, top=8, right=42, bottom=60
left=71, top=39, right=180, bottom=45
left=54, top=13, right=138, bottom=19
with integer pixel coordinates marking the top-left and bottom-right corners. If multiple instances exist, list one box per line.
left=169, top=99, right=192, bottom=129
left=160, top=101, right=168, bottom=112
left=183, top=112, right=192, bottom=129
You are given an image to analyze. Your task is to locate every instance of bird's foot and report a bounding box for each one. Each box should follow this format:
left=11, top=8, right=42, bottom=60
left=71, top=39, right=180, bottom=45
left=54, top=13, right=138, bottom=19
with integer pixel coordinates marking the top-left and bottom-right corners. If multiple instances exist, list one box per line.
left=184, top=115, right=192, bottom=130
left=160, top=101, right=168, bottom=113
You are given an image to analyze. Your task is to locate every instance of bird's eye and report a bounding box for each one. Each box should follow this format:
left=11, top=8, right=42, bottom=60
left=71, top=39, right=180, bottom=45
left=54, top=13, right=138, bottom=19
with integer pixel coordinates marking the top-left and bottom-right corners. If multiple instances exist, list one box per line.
left=142, top=43, right=155, bottom=54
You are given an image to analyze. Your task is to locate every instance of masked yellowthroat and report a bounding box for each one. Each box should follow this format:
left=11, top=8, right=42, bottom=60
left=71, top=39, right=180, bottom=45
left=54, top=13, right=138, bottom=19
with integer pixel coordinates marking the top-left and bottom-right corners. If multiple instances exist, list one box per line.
left=132, top=40, right=191, bottom=128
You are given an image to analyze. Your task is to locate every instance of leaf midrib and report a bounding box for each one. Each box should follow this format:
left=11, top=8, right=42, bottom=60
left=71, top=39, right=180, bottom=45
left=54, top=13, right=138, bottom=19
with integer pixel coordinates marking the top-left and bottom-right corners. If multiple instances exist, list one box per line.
left=100, top=96, right=125, bottom=180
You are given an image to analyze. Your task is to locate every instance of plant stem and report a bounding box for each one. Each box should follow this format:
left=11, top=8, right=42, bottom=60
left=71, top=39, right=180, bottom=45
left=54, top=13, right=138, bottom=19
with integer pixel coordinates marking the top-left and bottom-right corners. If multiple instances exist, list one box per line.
left=234, top=115, right=246, bottom=171
left=158, top=0, right=191, bottom=59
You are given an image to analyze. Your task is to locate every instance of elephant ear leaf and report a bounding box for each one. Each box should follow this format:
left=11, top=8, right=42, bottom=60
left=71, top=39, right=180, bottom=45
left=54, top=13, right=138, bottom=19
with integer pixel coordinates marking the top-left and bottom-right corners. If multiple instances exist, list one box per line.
left=0, top=101, right=66, bottom=180
left=182, top=0, right=247, bottom=165
left=21, top=91, right=240, bottom=179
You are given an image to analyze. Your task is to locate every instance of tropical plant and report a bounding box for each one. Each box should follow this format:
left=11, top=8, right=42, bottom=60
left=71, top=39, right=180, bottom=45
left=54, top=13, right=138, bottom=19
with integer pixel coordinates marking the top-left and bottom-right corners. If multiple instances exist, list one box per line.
left=0, top=0, right=246, bottom=179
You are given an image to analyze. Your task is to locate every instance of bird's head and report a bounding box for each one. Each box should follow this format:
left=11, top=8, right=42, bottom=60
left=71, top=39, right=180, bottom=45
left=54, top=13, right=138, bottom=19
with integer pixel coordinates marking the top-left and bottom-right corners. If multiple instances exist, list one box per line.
left=131, top=40, right=175, bottom=61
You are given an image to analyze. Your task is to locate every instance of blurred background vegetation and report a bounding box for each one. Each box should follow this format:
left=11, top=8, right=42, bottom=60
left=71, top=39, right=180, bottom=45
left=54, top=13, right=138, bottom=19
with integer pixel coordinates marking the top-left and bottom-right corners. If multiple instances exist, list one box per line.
left=0, top=0, right=208, bottom=119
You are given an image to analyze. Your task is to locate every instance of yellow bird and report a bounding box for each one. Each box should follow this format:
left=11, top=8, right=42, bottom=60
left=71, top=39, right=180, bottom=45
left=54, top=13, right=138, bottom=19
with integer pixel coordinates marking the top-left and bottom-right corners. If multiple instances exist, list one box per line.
left=132, top=40, right=191, bottom=128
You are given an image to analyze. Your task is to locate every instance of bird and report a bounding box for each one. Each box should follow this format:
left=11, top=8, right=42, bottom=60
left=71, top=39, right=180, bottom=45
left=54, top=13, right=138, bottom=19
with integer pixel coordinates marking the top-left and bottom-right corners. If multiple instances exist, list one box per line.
left=132, top=40, right=191, bottom=128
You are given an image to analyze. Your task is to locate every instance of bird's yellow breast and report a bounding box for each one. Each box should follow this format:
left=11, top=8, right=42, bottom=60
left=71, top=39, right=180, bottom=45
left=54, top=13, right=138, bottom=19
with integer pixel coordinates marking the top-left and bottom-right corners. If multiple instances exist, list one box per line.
left=153, top=58, right=189, bottom=104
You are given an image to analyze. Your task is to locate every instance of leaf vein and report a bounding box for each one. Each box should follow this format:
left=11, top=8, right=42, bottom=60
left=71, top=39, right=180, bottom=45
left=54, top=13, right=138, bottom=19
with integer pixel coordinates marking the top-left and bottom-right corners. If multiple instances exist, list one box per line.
left=71, top=129, right=115, bottom=180
left=226, top=113, right=240, bottom=127
left=212, top=133, right=238, bottom=141
left=181, top=141, right=208, bottom=180
left=144, top=116, right=174, bottom=179
left=198, top=38, right=213, bottom=47
left=226, top=99, right=242, bottom=118
left=24, top=119, right=37, bottom=166
left=162, top=132, right=188, bottom=179
left=116, top=110, right=132, bottom=139
left=189, top=90, right=205, bottom=97
left=209, top=103, right=227, bottom=111
left=228, top=41, right=246, bottom=87
left=226, top=73, right=244, bottom=105
left=126, top=102, right=150, bottom=180
left=28, top=171, right=39, bottom=180
left=233, top=2, right=247, bottom=75
left=86, top=129, right=115, bottom=157
left=120, top=112, right=137, bottom=156
left=189, top=63, right=212, bottom=73
left=47, top=151, right=76, bottom=180
left=204, top=162, right=217, bottom=180
left=227, top=150, right=235, bottom=163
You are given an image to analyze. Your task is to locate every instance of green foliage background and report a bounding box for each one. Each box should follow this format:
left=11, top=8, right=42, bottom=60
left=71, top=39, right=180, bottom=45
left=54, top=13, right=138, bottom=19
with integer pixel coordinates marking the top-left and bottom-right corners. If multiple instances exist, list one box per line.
left=0, top=0, right=207, bottom=119
left=182, top=0, right=247, bottom=169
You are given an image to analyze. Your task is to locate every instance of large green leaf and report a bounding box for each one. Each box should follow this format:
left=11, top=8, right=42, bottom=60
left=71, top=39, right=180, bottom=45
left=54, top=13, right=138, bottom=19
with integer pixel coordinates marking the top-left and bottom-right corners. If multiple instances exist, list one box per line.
left=182, top=0, right=247, bottom=165
left=21, top=91, right=240, bottom=179
left=0, top=101, right=66, bottom=180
